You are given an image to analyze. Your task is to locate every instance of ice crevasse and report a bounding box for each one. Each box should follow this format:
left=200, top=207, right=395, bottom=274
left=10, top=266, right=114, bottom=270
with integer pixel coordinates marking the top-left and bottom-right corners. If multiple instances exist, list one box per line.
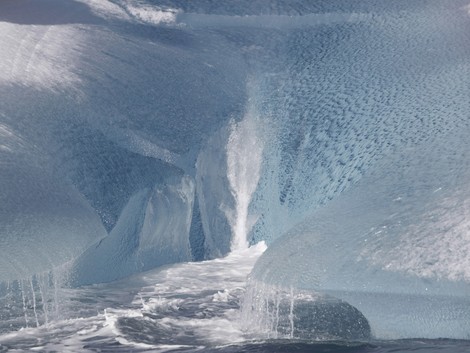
left=0, top=0, right=470, bottom=340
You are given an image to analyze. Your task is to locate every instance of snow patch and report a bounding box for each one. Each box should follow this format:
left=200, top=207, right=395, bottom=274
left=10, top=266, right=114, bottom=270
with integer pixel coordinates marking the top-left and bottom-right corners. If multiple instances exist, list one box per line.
left=126, top=5, right=179, bottom=25
left=79, top=0, right=131, bottom=20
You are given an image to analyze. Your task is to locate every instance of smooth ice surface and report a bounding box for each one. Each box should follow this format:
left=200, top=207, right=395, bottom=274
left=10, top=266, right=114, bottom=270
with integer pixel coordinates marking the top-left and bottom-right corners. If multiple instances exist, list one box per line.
left=71, top=175, right=194, bottom=285
left=0, top=123, right=107, bottom=281
left=246, top=127, right=470, bottom=339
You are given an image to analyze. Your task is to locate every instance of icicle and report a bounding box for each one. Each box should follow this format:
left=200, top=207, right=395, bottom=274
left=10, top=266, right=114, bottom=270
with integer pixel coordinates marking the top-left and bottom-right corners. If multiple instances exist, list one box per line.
left=37, top=275, right=49, bottom=326
left=30, top=278, right=39, bottom=327
left=19, top=279, right=29, bottom=328
left=274, top=291, right=280, bottom=339
left=288, top=286, right=295, bottom=339
left=53, top=271, right=60, bottom=320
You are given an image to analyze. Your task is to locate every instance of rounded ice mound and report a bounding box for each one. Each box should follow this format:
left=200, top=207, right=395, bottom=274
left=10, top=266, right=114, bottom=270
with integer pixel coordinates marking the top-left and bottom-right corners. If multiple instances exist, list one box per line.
left=292, top=298, right=370, bottom=341
left=242, top=283, right=370, bottom=341
left=245, top=133, right=470, bottom=339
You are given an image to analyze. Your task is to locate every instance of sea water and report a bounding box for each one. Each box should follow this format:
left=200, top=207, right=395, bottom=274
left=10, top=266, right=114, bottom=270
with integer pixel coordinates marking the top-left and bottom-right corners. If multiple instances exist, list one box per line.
left=0, top=242, right=469, bottom=352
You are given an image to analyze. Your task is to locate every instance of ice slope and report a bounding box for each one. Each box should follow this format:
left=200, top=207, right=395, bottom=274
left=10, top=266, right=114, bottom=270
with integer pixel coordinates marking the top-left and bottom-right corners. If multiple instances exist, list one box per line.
left=71, top=175, right=195, bottom=285
left=0, top=126, right=106, bottom=281
left=244, top=132, right=470, bottom=339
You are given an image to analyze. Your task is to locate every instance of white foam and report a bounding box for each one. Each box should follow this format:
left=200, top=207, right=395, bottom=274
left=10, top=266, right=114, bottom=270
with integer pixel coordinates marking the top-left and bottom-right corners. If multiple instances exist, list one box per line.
left=121, top=242, right=266, bottom=346
left=0, top=243, right=266, bottom=350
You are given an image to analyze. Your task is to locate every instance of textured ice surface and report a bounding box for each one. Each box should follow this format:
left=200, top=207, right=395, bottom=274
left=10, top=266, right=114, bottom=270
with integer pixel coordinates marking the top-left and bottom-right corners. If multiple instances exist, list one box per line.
left=249, top=0, right=470, bottom=245
left=240, top=0, right=470, bottom=341
left=246, top=136, right=470, bottom=338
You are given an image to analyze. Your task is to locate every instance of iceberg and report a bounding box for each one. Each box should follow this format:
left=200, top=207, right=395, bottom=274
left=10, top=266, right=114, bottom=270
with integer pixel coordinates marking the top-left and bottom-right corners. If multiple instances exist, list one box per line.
left=1, top=0, right=470, bottom=343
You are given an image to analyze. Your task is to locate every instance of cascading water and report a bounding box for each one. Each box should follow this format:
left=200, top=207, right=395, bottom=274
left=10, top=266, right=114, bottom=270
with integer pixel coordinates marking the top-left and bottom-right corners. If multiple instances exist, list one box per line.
left=0, top=267, right=70, bottom=333
left=226, top=102, right=264, bottom=251
left=0, top=98, right=269, bottom=351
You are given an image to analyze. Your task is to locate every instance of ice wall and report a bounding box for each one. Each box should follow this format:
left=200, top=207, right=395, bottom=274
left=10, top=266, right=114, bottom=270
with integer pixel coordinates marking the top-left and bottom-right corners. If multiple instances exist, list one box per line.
left=71, top=176, right=194, bottom=285
left=249, top=0, right=470, bottom=245
left=245, top=130, right=470, bottom=339
left=0, top=126, right=106, bottom=281
left=0, top=0, right=248, bottom=284
left=195, top=126, right=234, bottom=258
left=240, top=0, right=470, bottom=339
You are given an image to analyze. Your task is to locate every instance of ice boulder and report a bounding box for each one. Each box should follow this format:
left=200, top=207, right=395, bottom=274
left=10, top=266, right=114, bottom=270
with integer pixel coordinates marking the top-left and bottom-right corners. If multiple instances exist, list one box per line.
left=243, top=131, right=470, bottom=339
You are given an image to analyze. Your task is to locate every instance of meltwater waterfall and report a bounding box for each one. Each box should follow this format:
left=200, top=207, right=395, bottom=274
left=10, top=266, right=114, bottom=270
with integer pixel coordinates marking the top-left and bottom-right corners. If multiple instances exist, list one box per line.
left=226, top=105, right=264, bottom=251
left=1, top=0, right=470, bottom=351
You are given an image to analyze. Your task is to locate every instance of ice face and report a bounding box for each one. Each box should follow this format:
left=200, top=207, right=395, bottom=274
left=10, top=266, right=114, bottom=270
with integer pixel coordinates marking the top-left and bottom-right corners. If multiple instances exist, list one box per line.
left=248, top=1, right=470, bottom=246
left=244, top=135, right=470, bottom=339
left=71, top=176, right=194, bottom=286
left=0, top=0, right=247, bottom=283
left=239, top=0, right=470, bottom=341
left=0, top=129, right=107, bottom=281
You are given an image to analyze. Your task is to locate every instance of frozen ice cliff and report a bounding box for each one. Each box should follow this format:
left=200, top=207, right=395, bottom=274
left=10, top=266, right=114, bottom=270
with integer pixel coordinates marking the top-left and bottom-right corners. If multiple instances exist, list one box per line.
left=0, top=0, right=248, bottom=285
left=1, top=0, right=470, bottom=340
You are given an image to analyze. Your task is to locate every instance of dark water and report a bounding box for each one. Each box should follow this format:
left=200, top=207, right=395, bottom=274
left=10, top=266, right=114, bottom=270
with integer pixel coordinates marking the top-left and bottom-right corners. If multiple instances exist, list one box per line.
left=2, top=339, right=470, bottom=353
left=177, top=340, right=470, bottom=353
left=51, top=339, right=470, bottom=353
left=220, top=340, right=470, bottom=353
